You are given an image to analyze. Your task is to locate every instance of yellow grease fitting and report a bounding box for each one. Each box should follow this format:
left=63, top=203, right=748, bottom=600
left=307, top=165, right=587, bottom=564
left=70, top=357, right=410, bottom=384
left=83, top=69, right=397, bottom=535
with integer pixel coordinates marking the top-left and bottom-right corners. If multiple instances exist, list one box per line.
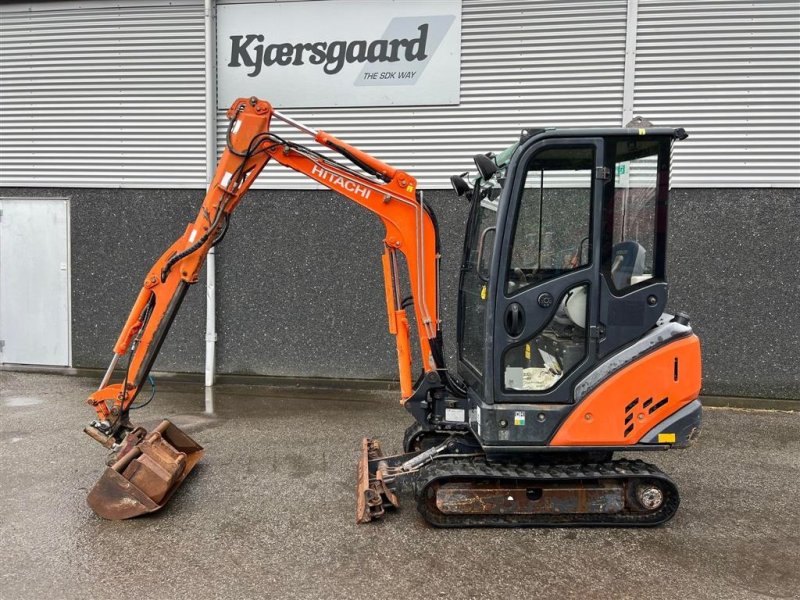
left=658, top=433, right=676, bottom=443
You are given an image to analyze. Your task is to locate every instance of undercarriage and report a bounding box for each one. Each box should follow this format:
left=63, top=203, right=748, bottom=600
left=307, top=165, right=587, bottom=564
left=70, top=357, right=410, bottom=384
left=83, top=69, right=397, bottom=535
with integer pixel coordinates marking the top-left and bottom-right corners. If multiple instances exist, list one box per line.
left=358, top=434, right=679, bottom=527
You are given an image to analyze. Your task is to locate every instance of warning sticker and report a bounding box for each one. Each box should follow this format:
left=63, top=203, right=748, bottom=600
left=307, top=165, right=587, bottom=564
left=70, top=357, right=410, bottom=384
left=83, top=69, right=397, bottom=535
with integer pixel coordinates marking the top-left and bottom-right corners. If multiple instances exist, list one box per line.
left=514, top=411, right=525, bottom=426
left=445, top=408, right=465, bottom=422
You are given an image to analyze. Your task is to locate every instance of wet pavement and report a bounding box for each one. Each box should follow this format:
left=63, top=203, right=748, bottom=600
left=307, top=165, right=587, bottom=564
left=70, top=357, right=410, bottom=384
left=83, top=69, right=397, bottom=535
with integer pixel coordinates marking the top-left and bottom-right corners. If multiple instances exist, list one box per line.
left=1, top=370, right=798, bottom=600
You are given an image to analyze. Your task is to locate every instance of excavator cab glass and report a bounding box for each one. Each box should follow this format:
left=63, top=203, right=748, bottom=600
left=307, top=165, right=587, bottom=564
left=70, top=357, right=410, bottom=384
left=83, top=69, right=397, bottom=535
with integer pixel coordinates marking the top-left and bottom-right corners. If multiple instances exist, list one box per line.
left=606, top=138, right=663, bottom=293
left=457, top=130, right=675, bottom=406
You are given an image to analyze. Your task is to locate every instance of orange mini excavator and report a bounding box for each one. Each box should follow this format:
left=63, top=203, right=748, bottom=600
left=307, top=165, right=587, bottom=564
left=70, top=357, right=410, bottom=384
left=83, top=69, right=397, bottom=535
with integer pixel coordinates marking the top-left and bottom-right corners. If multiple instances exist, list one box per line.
left=84, top=97, right=702, bottom=526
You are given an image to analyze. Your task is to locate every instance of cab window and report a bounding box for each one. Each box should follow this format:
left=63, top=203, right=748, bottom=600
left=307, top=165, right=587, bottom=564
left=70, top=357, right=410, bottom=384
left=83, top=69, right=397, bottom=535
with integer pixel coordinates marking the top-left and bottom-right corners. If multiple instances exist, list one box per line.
left=506, top=147, right=594, bottom=295
left=606, top=139, right=665, bottom=292
left=459, top=198, right=498, bottom=377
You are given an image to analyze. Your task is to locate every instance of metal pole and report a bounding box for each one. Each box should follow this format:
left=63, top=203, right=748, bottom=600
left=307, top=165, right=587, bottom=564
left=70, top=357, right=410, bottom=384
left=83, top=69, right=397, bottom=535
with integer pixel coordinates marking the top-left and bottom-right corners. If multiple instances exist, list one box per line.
left=272, top=109, right=319, bottom=137
left=204, top=0, right=217, bottom=388
left=621, top=0, right=639, bottom=125
left=98, top=352, right=120, bottom=391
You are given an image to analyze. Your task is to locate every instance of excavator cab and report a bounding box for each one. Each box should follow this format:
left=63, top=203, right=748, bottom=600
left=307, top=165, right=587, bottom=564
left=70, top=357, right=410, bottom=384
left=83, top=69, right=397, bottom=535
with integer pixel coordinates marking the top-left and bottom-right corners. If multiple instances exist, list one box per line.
left=449, top=128, right=701, bottom=460
left=459, top=129, right=683, bottom=414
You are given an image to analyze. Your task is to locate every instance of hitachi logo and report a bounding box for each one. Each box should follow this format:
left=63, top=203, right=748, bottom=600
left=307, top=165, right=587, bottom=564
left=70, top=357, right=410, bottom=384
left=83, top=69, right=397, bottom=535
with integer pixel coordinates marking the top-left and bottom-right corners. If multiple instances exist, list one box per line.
left=311, top=165, right=371, bottom=199
left=228, top=24, right=429, bottom=78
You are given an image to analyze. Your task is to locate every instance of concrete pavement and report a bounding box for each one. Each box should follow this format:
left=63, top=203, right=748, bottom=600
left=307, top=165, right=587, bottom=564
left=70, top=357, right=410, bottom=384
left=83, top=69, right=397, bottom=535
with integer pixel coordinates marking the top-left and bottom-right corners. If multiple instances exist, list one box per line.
left=1, top=370, right=798, bottom=600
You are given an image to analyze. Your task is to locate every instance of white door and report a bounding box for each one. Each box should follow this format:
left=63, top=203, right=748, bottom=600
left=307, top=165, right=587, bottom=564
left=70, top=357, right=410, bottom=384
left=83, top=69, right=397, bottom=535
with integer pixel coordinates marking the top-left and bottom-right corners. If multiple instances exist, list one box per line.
left=0, top=198, right=70, bottom=366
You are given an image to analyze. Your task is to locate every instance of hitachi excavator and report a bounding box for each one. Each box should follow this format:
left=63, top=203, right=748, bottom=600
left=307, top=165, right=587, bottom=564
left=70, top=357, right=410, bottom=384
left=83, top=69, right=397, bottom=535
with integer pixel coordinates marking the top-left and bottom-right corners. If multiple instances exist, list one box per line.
left=84, top=97, right=702, bottom=527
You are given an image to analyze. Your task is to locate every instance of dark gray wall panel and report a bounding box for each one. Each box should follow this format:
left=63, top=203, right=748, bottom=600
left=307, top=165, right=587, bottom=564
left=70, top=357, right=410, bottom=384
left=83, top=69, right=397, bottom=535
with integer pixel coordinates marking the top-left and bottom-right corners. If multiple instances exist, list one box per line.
left=2, top=186, right=798, bottom=399
left=214, top=190, right=470, bottom=379
left=667, top=188, right=800, bottom=400
left=215, top=187, right=800, bottom=399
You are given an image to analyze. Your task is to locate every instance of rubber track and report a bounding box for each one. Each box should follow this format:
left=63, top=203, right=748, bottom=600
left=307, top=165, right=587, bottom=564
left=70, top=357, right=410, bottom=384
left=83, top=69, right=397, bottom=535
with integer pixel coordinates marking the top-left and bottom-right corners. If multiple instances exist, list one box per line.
left=416, top=457, right=680, bottom=528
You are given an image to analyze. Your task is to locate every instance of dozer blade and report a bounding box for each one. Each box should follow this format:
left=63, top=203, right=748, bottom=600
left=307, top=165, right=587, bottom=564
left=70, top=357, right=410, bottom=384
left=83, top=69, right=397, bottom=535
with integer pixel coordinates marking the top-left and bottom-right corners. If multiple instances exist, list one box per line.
left=356, top=438, right=399, bottom=524
left=87, top=420, right=203, bottom=520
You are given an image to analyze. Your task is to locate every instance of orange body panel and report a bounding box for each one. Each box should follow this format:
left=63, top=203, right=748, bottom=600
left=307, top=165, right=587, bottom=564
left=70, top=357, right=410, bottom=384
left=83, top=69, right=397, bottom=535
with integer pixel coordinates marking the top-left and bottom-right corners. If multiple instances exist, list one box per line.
left=550, top=335, right=702, bottom=446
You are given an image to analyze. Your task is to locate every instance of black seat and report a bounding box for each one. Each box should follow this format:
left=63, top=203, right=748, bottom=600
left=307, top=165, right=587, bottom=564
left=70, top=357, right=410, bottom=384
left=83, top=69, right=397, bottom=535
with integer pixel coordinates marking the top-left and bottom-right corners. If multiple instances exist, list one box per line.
left=610, top=241, right=645, bottom=289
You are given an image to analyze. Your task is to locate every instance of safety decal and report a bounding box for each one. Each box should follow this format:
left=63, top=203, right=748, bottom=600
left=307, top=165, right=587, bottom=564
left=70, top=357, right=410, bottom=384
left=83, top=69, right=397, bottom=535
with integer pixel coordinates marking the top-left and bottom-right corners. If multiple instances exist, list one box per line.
left=514, top=411, right=525, bottom=426
left=445, top=408, right=465, bottom=422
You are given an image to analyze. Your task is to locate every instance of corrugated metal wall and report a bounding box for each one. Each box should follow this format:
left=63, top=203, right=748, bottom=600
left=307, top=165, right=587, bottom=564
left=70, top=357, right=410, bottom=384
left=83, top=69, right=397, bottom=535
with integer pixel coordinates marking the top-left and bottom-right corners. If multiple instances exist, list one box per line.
left=1, top=0, right=798, bottom=189
left=217, top=0, right=631, bottom=189
left=634, top=0, right=800, bottom=187
left=0, top=0, right=206, bottom=187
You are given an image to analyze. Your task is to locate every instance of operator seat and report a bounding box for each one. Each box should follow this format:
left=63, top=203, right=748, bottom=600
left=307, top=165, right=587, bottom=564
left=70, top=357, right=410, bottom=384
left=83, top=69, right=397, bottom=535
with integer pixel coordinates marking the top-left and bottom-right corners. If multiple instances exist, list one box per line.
left=610, top=241, right=646, bottom=289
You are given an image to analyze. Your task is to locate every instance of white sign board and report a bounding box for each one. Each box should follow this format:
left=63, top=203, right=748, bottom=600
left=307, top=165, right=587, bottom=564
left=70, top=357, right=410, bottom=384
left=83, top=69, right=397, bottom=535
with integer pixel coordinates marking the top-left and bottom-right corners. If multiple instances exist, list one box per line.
left=216, top=0, right=461, bottom=108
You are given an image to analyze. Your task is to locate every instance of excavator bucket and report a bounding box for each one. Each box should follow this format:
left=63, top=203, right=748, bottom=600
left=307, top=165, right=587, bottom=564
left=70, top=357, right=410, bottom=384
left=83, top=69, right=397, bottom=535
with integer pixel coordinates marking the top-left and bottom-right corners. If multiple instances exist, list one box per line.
left=86, top=420, right=203, bottom=520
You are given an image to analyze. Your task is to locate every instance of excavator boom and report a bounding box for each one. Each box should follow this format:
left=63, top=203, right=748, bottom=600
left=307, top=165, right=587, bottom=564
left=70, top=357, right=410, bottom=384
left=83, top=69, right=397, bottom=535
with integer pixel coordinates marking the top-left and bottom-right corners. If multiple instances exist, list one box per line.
left=85, top=97, right=447, bottom=519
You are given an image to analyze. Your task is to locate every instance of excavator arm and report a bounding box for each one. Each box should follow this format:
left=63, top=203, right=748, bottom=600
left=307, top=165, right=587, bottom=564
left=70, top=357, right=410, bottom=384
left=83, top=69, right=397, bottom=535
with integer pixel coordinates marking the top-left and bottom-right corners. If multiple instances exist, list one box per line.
left=85, top=96, right=447, bottom=454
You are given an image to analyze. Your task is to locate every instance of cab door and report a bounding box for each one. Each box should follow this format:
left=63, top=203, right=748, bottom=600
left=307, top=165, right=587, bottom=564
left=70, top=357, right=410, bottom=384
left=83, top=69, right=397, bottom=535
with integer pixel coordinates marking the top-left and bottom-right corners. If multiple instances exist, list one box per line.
left=488, top=138, right=605, bottom=404
left=457, top=191, right=499, bottom=392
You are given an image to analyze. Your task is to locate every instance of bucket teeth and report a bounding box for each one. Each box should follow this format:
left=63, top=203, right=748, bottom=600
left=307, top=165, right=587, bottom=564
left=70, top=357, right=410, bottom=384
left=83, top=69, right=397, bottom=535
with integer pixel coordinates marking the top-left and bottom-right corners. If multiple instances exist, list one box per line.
left=86, top=419, right=203, bottom=520
left=356, top=438, right=400, bottom=524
